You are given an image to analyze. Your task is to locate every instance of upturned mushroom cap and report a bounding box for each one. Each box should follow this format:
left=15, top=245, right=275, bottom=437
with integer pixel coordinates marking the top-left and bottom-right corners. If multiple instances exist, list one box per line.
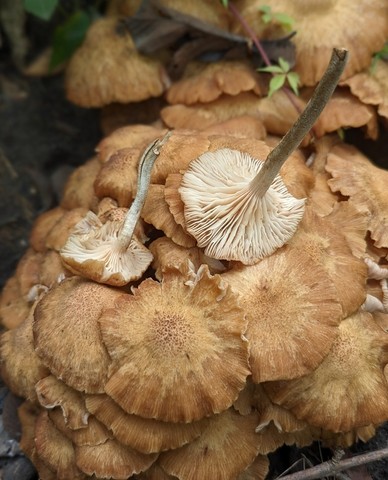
left=65, top=18, right=170, bottom=107
left=60, top=211, right=153, bottom=286
left=100, top=265, right=249, bottom=422
left=179, top=148, right=305, bottom=264
left=33, top=277, right=122, bottom=393
left=233, top=0, right=388, bottom=86
left=264, top=310, right=388, bottom=432
left=75, top=438, right=158, bottom=478
left=326, top=144, right=388, bottom=248
left=158, top=408, right=264, bottom=480
left=85, top=393, right=208, bottom=453
left=222, top=245, right=343, bottom=382
left=238, top=455, right=269, bottom=480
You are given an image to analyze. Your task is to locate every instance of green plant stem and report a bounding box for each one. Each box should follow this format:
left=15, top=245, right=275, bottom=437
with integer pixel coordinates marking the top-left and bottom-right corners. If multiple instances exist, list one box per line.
left=251, top=48, right=348, bottom=197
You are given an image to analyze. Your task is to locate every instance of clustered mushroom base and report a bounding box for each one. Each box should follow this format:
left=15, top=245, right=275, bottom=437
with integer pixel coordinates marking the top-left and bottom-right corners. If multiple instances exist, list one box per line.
left=1, top=125, right=388, bottom=480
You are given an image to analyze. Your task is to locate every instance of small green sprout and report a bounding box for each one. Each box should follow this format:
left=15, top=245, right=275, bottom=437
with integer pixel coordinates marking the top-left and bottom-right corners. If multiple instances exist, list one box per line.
left=259, top=57, right=300, bottom=97
left=220, top=0, right=229, bottom=7
left=370, top=43, right=388, bottom=73
left=258, top=5, right=294, bottom=31
left=23, top=0, right=58, bottom=21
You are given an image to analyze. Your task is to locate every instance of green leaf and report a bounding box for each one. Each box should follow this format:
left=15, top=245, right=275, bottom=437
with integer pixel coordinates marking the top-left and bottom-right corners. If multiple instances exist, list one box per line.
left=258, top=64, right=284, bottom=74
left=273, top=12, right=295, bottom=29
left=286, top=71, right=300, bottom=95
left=50, top=10, right=93, bottom=69
left=261, top=12, right=272, bottom=23
left=337, top=128, right=345, bottom=141
left=23, top=0, right=58, bottom=20
left=278, top=57, right=290, bottom=73
left=221, top=0, right=229, bottom=8
left=258, top=5, right=271, bottom=14
left=268, top=74, right=286, bottom=97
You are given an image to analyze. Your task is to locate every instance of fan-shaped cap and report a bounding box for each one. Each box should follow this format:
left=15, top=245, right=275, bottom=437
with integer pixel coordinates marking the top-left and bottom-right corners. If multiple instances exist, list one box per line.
left=100, top=265, right=249, bottom=422
left=326, top=144, right=388, bottom=248
left=65, top=18, right=170, bottom=107
left=142, top=184, right=196, bottom=247
left=158, top=408, right=263, bottom=480
left=34, top=410, right=84, bottom=479
left=0, top=276, right=31, bottom=329
left=75, top=438, right=158, bottom=478
left=342, top=59, right=388, bottom=120
left=223, top=245, right=343, bottom=382
left=265, top=310, right=388, bottom=432
left=85, top=394, right=208, bottom=453
left=289, top=206, right=368, bottom=318
left=238, top=455, right=269, bottom=480
left=35, top=375, right=89, bottom=430
left=167, top=60, right=263, bottom=105
left=233, top=0, right=388, bottom=86
left=60, top=211, right=153, bottom=286
left=60, top=157, right=100, bottom=210
left=33, top=277, right=122, bottom=393
left=48, top=407, right=112, bottom=447
left=179, top=148, right=305, bottom=264
left=1, top=302, right=50, bottom=401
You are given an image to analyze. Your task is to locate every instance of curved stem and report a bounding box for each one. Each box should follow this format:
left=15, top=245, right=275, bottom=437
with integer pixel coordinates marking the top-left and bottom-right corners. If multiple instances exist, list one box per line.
left=251, top=48, right=348, bottom=197
left=118, top=131, right=171, bottom=250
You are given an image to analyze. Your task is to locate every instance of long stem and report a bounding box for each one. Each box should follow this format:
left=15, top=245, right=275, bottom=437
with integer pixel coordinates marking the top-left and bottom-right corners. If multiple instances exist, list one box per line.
left=251, top=48, right=348, bottom=197
left=118, top=131, right=171, bottom=250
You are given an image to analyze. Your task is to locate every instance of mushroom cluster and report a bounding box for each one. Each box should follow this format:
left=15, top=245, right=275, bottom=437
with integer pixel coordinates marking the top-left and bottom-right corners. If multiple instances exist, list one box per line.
left=1, top=1, right=388, bottom=479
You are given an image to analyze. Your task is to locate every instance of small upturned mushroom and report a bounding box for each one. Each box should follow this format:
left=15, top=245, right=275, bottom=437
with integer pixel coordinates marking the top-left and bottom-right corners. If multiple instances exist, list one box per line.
left=99, top=265, right=249, bottom=422
left=178, top=49, right=348, bottom=263
left=61, top=134, right=170, bottom=286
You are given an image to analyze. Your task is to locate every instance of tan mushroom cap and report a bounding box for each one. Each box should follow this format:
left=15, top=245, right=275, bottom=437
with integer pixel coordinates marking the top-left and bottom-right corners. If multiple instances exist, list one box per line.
left=264, top=310, right=388, bottom=432
left=94, top=147, right=142, bottom=207
left=158, top=0, right=231, bottom=29
left=289, top=206, right=368, bottom=318
left=35, top=375, right=90, bottom=430
left=0, top=275, right=30, bottom=329
left=135, top=463, right=177, bottom=479
left=29, top=206, right=67, bottom=252
left=202, top=115, right=267, bottom=140
left=75, top=438, right=158, bottom=479
left=166, top=60, right=263, bottom=105
left=237, top=455, right=269, bottom=480
left=319, top=424, right=377, bottom=448
left=158, top=408, right=263, bottom=480
left=233, top=0, right=388, bottom=86
left=100, top=266, right=249, bottom=422
left=326, top=144, right=388, bottom=248
left=85, top=394, right=208, bottom=453
left=1, top=302, right=50, bottom=401
left=142, top=184, right=196, bottom=247
left=48, top=407, right=112, bottom=447
left=60, top=211, right=153, bottom=286
left=65, top=18, right=170, bottom=107
left=341, top=59, right=388, bottom=120
left=96, top=124, right=164, bottom=164
left=33, top=277, right=122, bottom=393
left=179, top=148, right=305, bottom=264
left=61, top=157, right=100, bottom=211
left=34, top=410, right=84, bottom=479
left=149, top=237, right=226, bottom=281
left=222, top=245, right=343, bottom=383
left=18, top=401, right=41, bottom=458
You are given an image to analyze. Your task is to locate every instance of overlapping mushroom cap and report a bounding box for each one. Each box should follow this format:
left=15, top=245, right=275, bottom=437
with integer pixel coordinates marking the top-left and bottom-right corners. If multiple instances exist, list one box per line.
left=99, top=265, right=250, bottom=422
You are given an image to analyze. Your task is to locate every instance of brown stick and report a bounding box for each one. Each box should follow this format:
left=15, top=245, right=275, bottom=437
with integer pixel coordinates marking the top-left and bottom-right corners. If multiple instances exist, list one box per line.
left=252, top=47, right=348, bottom=197
left=277, top=446, right=388, bottom=480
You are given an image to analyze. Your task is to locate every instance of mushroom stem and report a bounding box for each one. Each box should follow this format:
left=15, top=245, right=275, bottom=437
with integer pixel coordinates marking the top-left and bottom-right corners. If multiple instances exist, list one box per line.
left=251, top=48, right=349, bottom=197
left=118, top=131, right=171, bottom=250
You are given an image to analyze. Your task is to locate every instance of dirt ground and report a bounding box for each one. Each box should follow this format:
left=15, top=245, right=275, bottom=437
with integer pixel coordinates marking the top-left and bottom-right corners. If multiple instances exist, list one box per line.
left=1, top=15, right=388, bottom=480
